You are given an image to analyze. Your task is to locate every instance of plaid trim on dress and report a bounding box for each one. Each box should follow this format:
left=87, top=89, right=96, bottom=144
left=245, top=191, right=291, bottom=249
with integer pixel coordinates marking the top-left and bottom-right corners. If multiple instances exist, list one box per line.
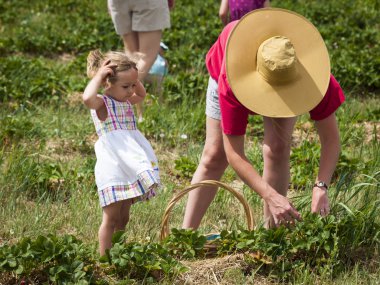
left=98, top=170, right=158, bottom=207
left=90, top=95, right=160, bottom=207
left=91, top=95, right=137, bottom=137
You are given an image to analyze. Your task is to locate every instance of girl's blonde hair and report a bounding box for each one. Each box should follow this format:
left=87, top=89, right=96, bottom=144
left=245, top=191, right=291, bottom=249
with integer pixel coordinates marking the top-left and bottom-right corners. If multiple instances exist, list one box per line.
left=86, top=50, right=138, bottom=84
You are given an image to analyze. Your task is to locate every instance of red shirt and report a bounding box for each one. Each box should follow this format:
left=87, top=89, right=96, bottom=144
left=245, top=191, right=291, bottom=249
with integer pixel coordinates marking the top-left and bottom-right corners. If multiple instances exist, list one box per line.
left=206, top=21, right=346, bottom=135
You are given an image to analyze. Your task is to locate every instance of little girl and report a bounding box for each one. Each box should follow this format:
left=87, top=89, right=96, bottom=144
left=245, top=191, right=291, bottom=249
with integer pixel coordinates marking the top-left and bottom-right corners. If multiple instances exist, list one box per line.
left=83, top=50, right=160, bottom=255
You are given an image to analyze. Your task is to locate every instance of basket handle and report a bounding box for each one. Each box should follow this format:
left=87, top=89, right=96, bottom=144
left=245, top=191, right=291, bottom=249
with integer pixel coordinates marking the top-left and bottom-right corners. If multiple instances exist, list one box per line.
left=160, top=180, right=255, bottom=240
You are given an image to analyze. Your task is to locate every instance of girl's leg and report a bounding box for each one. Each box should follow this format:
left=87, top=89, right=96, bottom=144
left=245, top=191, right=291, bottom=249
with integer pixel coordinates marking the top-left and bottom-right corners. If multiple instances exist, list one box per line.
left=115, top=199, right=132, bottom=231
left=262, top=117, right=297, bottom=228
left=182, top=117, right=229, bottom=229
left=98, top=201, right=124, bottom=256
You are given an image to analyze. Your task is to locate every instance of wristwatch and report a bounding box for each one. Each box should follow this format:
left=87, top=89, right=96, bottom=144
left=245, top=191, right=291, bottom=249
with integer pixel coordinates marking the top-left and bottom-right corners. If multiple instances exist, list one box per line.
left=314, top=181, right=328, bottom=190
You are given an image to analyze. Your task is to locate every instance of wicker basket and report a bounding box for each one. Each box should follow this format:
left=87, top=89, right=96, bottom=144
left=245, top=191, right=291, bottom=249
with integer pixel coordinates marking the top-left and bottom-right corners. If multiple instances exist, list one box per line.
left=160, top=180, right=255, bottom=251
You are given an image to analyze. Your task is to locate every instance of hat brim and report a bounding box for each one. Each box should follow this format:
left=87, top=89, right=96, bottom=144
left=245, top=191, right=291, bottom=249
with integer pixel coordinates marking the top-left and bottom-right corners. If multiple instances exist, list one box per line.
left=226, top=8, right=330, bottom=117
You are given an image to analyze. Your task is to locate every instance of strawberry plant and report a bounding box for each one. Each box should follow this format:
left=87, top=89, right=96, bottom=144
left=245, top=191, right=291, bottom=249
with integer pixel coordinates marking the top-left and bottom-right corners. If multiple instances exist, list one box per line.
left=290, top=141, right=320, bottom=189
left=163, top=228, right=207, bottom=259
left=174, top=157, right=197, bottom=179
left=99, top=231, right=187, bottom=280
left=1, top=208, right=379, bottom=283
left=0, top=0, right=379, bottom=283
left=0, top=234, right=96, bottom=284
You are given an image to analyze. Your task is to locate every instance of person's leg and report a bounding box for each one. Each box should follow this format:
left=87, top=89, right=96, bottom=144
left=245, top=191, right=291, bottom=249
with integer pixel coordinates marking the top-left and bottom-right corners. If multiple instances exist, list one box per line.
left=115, top=199, right=132, bottom=231
left=134, top=30, right=162, bottom=121
left=123, top=31, right=162, bottom=72
left=262, top=117, right=297, bottom=228
left=137, top=30, right=162, bottom=79
left=182, top=117, right=229, bottom=229
left=121, top=32, right=139, bottom=53
left=98, top=201, right=123, bottom=255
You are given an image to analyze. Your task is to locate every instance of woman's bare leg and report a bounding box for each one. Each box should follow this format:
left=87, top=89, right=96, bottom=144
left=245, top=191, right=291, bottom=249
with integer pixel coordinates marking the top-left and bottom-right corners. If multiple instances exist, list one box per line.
left=121, top=31, right=139, bottom=53
left=124, top=30, right=162, bottom=121
left=136, top=30, right=162, bottom=79
left=182, top=117, right=229, bottom=229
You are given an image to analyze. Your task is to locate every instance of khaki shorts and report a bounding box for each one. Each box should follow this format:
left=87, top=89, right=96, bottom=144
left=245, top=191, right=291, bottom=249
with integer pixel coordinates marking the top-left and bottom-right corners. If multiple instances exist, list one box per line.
left=108, top=0, right=171, bottom=35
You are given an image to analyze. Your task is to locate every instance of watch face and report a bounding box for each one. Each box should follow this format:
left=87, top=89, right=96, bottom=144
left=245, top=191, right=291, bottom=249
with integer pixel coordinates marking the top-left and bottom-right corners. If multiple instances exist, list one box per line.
left=316, top=181, right=327, bottom=188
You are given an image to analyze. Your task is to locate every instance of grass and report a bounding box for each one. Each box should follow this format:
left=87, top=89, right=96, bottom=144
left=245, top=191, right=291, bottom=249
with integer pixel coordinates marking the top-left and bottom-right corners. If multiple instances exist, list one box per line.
left=1, top=93, right=379, bottom=283
left=0, top=0, right=379, bottom=283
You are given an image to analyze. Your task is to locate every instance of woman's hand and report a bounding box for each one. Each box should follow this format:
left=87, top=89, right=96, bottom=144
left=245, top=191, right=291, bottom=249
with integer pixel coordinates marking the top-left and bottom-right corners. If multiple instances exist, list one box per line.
left=265, top=191, right=301, bottom=227
left=311, top=186, right=330, bottom=217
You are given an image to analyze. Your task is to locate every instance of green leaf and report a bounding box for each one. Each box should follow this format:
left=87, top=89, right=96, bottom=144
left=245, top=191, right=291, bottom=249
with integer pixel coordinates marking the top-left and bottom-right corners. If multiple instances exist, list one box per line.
left=112, top=231, right=125, bottom=244
left=15, top=264, right=24, bottom=275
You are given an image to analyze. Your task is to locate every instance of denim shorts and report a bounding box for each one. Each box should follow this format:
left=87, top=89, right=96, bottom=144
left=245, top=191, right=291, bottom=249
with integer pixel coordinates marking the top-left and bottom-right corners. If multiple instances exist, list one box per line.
left=205, top=77, right=221, bottom=120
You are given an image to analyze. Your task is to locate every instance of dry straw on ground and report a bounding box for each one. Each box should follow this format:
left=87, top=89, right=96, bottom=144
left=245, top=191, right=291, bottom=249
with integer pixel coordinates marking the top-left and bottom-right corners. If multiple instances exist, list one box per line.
left=174, top=253, right=272, bottom=285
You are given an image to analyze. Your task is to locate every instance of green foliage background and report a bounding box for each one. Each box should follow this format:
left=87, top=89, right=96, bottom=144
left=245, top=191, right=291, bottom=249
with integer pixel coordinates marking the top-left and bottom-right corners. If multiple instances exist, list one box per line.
left=0, top=0, right=379, bottom=284
left=0, top=0, right=379, bottom=104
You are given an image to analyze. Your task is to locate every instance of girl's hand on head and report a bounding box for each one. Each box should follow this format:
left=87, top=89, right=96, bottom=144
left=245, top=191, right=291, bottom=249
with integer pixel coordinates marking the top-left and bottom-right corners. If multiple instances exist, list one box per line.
left=96, top=60, right=117, bottom=82
left=311, top=186, right=330, bottom=217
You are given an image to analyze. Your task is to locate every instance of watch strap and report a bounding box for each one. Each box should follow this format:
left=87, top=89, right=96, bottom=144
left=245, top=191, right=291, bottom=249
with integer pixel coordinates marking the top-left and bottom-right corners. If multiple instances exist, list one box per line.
left=314, top=181, right=328, bottom=190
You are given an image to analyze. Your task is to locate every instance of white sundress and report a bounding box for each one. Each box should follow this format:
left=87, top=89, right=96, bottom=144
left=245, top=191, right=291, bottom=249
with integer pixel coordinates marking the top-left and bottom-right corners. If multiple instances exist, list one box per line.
left=90, top=95, right=160, bottom=207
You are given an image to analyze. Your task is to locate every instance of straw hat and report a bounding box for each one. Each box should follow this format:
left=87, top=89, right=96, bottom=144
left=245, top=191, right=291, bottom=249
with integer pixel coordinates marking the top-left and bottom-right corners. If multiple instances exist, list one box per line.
left=226, top=8, right=330, bottom=117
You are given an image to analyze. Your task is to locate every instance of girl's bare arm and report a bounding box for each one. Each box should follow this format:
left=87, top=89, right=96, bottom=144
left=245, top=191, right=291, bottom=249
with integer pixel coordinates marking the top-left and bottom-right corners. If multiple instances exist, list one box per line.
left=83, top=60, right=117, bottom=120
left=82, top=75, right=105, bottom=110
left=127, top=80, right=147, bottom=105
